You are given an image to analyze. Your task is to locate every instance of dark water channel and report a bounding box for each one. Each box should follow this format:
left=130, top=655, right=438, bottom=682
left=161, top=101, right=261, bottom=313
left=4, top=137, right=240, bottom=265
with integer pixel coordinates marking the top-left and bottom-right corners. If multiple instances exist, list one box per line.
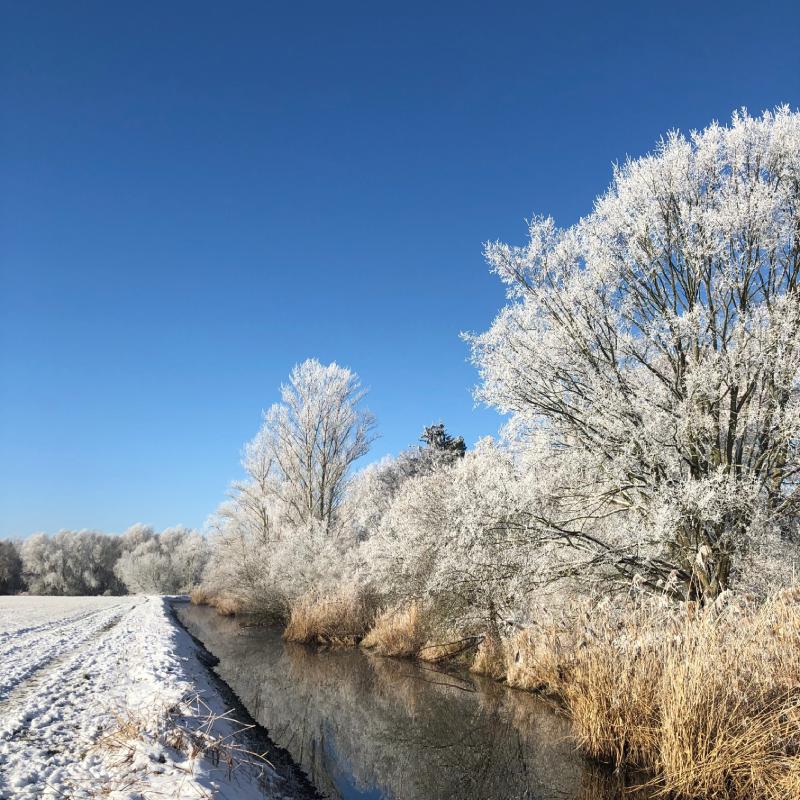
left=176, top=603, right=650, bottom=800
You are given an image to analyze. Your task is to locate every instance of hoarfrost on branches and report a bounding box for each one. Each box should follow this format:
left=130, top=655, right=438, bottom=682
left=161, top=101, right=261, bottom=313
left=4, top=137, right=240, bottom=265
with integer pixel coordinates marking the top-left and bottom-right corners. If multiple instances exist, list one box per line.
left=468, top=107, right=800, bottom=601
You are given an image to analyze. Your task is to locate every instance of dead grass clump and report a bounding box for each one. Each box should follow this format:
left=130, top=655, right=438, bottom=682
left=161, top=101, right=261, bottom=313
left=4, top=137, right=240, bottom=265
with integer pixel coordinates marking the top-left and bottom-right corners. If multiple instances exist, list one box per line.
left=283, top=589, right=375, bottom=645
left=189, top=586, right=211, bottom=605
left=93, top=694, right=274, bottom=797
left=209, top=594, right=244, bottom=616
left=656, top=592, right=800, bottom=800
left=361, top=601, right=428, bottom=657
left=506, top=623, right=577, bottom=696
left=565, top=608, right=664, bottom=768
left=470, top=633, right=507, bottom=680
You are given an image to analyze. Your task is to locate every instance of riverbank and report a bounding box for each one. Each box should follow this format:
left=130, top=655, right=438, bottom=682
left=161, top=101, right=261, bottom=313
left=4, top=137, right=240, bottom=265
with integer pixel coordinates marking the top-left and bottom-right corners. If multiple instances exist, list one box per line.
left=167, top=599, right=322, bottom=800
left=193, top=587, right=800, bottom=800
left=176, top=601, right=655, bottom=800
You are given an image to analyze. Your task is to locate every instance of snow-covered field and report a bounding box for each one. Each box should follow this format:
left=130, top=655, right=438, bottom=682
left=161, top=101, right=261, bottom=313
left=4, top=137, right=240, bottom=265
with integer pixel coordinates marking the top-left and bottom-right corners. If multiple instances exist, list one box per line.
left=0, top=596, right=282, bottom=799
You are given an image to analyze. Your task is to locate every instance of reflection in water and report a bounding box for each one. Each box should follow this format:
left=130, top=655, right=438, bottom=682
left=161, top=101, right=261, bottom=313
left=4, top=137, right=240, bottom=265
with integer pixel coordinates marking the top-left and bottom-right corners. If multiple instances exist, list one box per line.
left=177, top=604, right=652, bottom=800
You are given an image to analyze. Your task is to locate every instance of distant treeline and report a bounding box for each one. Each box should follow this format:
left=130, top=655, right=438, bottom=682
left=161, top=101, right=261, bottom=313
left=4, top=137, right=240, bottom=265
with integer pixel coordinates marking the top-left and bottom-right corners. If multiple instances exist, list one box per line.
left=0, top=525, right=209, bottom=595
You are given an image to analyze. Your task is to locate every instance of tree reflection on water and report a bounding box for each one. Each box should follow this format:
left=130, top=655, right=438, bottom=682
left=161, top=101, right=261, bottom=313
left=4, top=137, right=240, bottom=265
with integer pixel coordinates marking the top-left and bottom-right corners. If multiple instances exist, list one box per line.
left=177, top=604, right=653, bottom=800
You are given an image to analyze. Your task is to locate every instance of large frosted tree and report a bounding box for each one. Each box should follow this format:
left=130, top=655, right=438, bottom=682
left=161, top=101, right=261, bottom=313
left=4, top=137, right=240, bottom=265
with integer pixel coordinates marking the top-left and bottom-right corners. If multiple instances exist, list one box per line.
left=470, top=107, right=800, bottom=602
left=202, top=359, right=377, bottom=612
left=258, top=359, right=377, bottom=528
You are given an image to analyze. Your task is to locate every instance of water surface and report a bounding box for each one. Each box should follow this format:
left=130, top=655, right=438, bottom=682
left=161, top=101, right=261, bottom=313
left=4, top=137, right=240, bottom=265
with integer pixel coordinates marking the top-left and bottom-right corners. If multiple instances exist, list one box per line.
left=177, top=603, right=649, bottom=800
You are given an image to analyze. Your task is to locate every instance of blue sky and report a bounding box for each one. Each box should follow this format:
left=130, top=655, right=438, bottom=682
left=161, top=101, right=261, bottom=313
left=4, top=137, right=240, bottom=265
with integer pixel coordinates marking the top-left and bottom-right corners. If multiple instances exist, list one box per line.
left=1, top=1, right=798, bottom=537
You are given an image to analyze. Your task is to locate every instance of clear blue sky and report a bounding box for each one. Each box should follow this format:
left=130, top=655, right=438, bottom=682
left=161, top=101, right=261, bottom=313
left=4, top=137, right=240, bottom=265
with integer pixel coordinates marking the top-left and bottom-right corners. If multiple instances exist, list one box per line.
left=1, top=1, right=798, bottom=538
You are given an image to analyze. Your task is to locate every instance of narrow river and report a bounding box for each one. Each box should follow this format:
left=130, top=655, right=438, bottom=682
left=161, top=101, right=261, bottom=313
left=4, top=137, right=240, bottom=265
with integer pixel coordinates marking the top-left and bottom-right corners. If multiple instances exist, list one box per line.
left=176, top=603, right=648, bottom=800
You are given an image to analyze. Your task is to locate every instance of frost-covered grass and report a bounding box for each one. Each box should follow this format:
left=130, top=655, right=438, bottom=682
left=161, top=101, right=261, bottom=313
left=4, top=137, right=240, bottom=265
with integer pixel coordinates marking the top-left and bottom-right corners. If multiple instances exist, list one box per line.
left=0, top=596, right=284, bottom=799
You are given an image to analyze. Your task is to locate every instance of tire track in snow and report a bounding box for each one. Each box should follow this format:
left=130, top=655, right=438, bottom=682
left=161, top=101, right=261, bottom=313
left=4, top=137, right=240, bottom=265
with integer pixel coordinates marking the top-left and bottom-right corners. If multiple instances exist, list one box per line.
left=0, top=605, right=110, bottom=644
left=0, top=601, right=128, bottom=662
left=0, top=601, right=139, bottom=713
left=0, top=598, right=143, bottom=799
left=0, top=601, right=133, bottom=702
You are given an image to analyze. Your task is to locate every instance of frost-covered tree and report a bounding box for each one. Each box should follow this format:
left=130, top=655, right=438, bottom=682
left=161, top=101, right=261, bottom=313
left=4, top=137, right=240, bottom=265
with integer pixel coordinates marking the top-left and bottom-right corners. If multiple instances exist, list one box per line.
left=344, top=423, right=467, bottom=541
left=0, top=540, right=24, bottom=594
left=20, top=530, right=124, bottom=595
left=203, top=468, right=290, bottom=616
left=363, top=440, right=542, bottom=630
left=114, top=526, right=209, bottom=594
left=258, top=359, right=376, bottom=529
left=201, top=359, right=376, bottom=613
left=469, top=107, right=800, bottom=601
left=119, top=522, right=156, bottom=551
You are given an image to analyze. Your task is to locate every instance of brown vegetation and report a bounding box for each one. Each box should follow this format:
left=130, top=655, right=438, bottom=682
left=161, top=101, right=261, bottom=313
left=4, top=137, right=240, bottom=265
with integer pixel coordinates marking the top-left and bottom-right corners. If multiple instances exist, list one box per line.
left=470, top=633, right=506, bottom=680
left=361, top=601, right=428, bottom=657
left=192, top=592, right=245, bottom=617
left=210, top=595, right=244, bottom=616
left=283, top=589, right=375, bottom=645
left=564, top=606, right=663, bottom=767
left=505, top=623, right=576, bottom=696
left=192, top=589, right=245, bottom=617
left=492, top=591, right=800, bottom=800
left=655, top=591, right=800, bottom=799
left=189, top=586, right=210, bottom=605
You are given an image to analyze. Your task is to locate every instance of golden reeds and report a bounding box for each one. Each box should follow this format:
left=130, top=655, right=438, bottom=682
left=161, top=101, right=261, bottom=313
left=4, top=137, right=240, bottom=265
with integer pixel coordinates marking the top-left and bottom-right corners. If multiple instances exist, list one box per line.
left=361, top=601, right=427, bottom=657
left=283, top=588, right=375, bottom=645
left=507, top=591, right=800, bottom=799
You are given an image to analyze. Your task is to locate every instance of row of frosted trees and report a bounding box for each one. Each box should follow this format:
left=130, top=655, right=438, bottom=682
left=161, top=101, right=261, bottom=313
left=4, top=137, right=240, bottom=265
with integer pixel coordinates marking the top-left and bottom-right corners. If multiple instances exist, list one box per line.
left=5, top=108, right=800, bottom=631
left=201, top=108, right=800, bottom=636
left=0, top=525, right=209, bottom=595
left=196, top=110, right=800, bottom=799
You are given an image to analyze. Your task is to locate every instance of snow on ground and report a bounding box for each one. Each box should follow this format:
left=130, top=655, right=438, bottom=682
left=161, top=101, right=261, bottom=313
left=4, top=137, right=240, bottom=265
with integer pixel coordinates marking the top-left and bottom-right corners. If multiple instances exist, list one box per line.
left=0, top=595, right=126, bottom=635
left=0, top=595, right=287, bottom=799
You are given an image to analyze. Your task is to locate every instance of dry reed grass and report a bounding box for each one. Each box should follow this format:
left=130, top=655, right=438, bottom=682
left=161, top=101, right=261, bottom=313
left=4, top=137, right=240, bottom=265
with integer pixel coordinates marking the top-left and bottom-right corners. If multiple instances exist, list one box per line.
left=506, top=623, right=577, bottom=696
left=189, top=586, right=211, bottom=605
left=189, top=587, right=245, bottom=616
left=361, top=601, right=427, bottom=657
left=470, top=633, right=507, bottom=679
left=283, top=588, right=375, bottom=645
left=564, top=604, right=664, bottom=767
left=86, top=694, right=274, bottom=798
left=509, top=590, right=800, bottom=799
left=209, top=594, right=243, bottom=616
left=655, top=590, right=800, bottom=799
